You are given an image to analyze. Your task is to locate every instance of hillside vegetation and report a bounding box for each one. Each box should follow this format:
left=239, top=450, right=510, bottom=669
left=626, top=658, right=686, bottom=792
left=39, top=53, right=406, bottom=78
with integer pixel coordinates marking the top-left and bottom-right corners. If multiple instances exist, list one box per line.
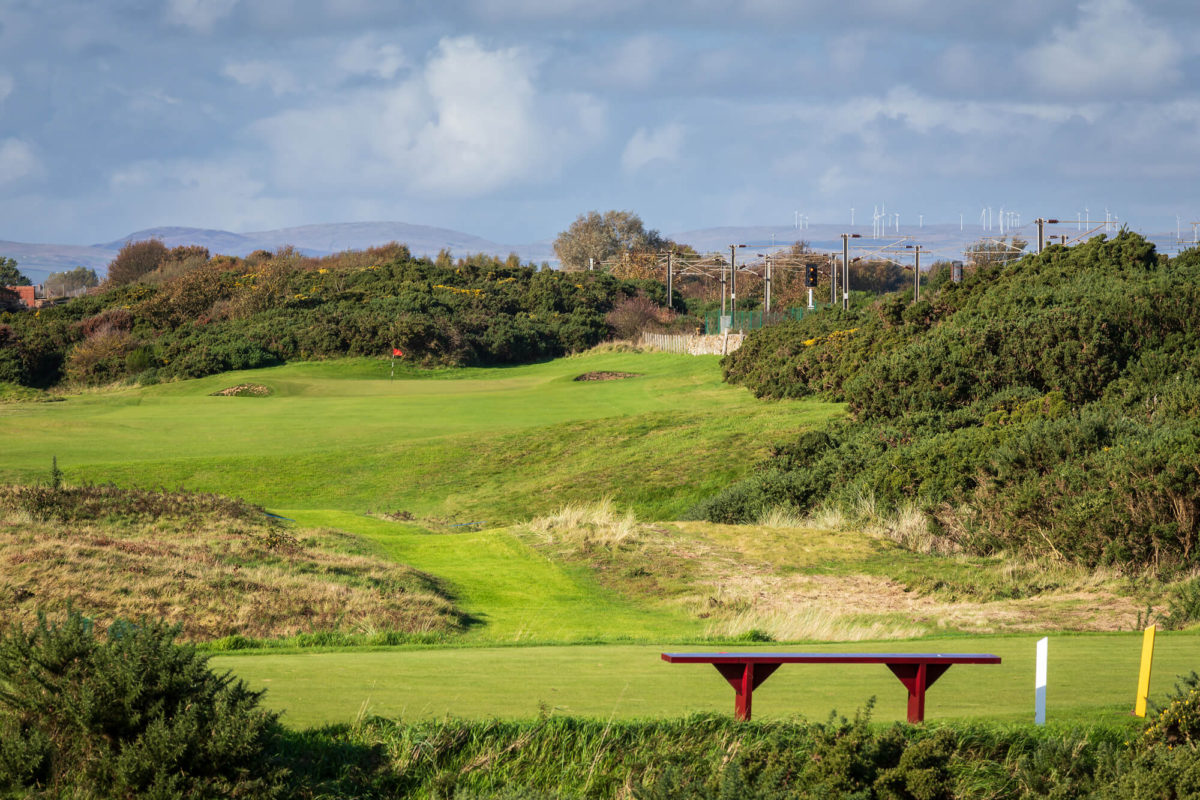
left=702, top=232, right=1200, bottom=571
left=0, top=244, right=675, bottom=388
left=0, top=485, right=468, bottom=642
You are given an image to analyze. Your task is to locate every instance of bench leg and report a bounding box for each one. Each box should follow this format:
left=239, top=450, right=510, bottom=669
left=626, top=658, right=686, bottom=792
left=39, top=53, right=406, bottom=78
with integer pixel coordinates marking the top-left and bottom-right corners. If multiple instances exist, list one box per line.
left=886, top=663, right=951, bottom=723
left=714, top=662, right=780, bottom=721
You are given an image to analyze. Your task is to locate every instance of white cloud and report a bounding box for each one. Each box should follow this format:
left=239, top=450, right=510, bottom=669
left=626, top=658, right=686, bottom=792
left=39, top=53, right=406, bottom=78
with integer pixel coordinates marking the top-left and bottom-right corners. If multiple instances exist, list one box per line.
left=250, top=36, right=605, bottom=196
left=0, top=139, right=40, bottom=184
left=621, top=124, right=684, bottom=173
left=0, top=74, right=12, bottom=104
left=1023, top=0, right=1182, bottom=96
left=108, top=157, right=300, bottom=231
left=223, top=60, right=300, bottom=95
left=164, top=0, right=239, bottom=33
left=335, top=35, right=407, bottom=81
left=601, top=35, right=669, bottom=89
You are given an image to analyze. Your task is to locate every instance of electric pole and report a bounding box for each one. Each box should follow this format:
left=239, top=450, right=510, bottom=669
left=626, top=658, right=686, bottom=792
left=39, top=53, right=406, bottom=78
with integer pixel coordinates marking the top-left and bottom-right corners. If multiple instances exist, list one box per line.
left=666, top=251, right=673, bottom=306
left=914, top=245, right=921, bottom=302
left=764, top=254, right=772, bottom=314
left=729, top=244, right=745, bottom=328
left=840, top=233, right=860, bottom=311
left=1035, top=218, right=1059, bottom=254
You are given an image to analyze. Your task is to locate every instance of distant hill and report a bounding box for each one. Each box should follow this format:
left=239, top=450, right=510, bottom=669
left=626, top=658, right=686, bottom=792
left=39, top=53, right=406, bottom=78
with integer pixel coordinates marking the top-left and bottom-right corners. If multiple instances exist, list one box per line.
left=1, top=220, right=1183, bottom=284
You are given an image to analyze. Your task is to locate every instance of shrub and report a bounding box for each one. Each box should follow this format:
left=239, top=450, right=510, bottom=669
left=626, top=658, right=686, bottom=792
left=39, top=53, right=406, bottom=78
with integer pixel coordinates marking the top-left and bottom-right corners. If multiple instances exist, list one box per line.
left=105, top=239, right=168, bottom=286
left=703, top=235, right=1200, bottom=570
left=0, top=610, right=283, bottom=798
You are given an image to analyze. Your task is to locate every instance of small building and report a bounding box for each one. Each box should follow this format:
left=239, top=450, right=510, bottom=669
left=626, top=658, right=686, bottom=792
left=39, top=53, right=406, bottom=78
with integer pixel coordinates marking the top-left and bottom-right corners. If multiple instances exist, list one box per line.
left=3, top=285, right=45, bottom=309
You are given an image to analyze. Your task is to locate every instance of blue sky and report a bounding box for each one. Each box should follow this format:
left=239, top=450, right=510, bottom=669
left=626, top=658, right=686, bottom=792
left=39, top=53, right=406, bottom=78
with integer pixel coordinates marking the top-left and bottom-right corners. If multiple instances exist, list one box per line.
left=1, top=0, right=1197, bottom=244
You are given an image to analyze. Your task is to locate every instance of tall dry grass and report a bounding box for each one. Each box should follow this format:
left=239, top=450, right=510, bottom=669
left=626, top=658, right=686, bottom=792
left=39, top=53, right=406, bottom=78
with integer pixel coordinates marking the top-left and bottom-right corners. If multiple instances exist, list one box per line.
left=528, top=498, right=640, bottom=551
left=707, top=607, right=925, bottom=642
left=0, top=486, right=469, bottom=641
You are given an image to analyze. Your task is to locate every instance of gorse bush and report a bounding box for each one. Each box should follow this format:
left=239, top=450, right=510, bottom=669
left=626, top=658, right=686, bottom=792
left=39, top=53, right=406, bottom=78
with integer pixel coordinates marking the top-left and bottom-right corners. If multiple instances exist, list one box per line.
left=0, top=246, right=676, bottom=387
left=0, top=611, right=283, bottom=798
left=703, top=233, right=1200, bottom=570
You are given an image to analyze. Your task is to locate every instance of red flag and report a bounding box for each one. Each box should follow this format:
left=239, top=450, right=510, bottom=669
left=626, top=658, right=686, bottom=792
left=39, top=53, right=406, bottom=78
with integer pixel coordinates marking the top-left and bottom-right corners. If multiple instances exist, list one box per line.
left=392, top=348, right=404, bottom=357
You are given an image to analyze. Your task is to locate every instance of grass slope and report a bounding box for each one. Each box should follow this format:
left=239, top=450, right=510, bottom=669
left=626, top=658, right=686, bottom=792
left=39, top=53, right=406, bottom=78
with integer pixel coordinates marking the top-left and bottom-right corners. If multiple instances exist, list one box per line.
left=285, top=510, right=697, bottom=643
left=0, top=486, right=467, bottom=641
left=0, top=352, right=839, bottom=520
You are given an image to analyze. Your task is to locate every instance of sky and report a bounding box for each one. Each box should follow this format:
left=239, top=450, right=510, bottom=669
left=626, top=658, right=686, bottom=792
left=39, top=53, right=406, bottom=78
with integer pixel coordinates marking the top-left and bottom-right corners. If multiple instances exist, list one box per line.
left=1, top=0, right=1198, bottom=245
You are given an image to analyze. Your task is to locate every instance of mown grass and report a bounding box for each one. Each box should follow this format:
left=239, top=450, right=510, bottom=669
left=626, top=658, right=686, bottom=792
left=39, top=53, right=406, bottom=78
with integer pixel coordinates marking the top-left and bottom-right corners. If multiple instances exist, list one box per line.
left=284, top=510, right=698, bottom=644
left=0, top=352, right=840, bottom=521
left=212, top=633, right=1199, bottom=728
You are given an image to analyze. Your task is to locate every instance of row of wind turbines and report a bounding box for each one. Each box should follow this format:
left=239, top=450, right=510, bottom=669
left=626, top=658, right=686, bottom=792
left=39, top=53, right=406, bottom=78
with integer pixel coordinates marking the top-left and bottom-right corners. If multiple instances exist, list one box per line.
left=792, top=205, right=1127, bottom=239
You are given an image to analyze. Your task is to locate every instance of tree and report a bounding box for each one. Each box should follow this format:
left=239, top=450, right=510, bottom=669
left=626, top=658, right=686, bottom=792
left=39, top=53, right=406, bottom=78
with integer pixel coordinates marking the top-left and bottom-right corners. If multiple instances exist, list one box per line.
left=553, top=210, right=665, bottom=271
left=105, top=239, right=168, bottom=286
left=965, top=236, right=1028, bottom=269
left=0, top=256, right=30, bottom=286
left=44, top=266, right=100, bottom=297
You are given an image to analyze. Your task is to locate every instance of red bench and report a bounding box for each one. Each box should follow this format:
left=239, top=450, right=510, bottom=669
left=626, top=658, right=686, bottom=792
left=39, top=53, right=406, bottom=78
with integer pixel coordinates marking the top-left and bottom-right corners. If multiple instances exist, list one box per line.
left=661, top=652, right=1002, bottom=723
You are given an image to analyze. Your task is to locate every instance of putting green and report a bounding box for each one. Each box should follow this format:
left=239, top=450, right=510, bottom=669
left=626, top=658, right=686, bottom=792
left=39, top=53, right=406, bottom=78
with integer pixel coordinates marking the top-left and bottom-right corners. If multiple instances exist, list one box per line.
left=212, top=633, right=1198, bottom=728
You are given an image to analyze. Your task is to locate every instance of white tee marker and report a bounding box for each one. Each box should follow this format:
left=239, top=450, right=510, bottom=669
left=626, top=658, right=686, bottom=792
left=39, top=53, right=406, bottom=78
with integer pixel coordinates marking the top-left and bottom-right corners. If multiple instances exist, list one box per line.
left=1035, top=637, right=1048, bottom=725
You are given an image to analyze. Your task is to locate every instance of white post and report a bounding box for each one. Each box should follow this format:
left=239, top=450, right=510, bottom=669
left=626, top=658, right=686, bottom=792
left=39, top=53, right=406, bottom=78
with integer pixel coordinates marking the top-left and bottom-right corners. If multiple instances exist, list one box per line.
left=1035, top=637, right=1048, bottom=725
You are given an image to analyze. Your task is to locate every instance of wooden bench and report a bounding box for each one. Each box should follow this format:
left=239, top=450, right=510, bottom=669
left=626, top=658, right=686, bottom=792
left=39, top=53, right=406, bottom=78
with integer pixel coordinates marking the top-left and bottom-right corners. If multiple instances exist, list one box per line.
left=661, top=652, right=1002, bottom=722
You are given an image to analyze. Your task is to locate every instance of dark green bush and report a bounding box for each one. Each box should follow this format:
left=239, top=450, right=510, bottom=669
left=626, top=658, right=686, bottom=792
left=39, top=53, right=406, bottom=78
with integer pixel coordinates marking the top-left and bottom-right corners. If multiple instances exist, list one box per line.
left=0, top=251, right=665, bottom=387
left=705, top=234, right=1200, bottom=569
left=0, top=611, right=283, bottom=798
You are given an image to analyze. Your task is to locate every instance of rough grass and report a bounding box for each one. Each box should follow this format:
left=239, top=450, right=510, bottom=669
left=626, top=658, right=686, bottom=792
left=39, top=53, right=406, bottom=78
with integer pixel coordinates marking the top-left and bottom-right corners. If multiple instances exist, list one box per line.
left=525, top=500, right=1160, bottom=639
left=270, top=712, right=1148, bottom=799
left=0, top=486, right=468, bottom=641
left=0, top=381, right=59, bottom=403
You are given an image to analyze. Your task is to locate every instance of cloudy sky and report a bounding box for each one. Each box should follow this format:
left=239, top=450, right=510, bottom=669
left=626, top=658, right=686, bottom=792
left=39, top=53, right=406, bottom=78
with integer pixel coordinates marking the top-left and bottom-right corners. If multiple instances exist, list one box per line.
left=1, top=0, right=1197, bottom=244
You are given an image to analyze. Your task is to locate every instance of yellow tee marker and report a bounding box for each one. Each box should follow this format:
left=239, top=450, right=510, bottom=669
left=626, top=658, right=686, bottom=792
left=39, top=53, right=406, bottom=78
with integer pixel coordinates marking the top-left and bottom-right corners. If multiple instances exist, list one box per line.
left=1134, top=625, right=1156, bottom=717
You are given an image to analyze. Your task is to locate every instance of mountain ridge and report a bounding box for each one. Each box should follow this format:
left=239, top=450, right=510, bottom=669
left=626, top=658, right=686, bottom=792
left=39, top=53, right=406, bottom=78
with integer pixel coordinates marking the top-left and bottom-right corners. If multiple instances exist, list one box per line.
left=3, top=220, right=1181, bottom=284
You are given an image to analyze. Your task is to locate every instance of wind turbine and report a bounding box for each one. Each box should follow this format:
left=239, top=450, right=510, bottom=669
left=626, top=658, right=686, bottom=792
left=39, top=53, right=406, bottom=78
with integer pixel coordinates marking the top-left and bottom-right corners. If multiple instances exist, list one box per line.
left=999, top=206, right=1005, bottom=235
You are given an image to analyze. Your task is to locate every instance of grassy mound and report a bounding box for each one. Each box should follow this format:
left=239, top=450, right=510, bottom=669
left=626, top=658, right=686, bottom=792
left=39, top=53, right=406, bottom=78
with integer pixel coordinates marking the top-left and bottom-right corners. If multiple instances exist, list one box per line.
left=523, top=501, right=1152, bottom=638
left=707, top=234, right=1200, bottom=571
left=0, top=485, right=469, bottom=642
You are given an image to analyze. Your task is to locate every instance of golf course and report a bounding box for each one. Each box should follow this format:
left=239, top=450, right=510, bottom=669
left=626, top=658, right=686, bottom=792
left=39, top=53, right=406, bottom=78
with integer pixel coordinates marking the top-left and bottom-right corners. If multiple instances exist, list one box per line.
left=2, top=349, right=1190, bottom=732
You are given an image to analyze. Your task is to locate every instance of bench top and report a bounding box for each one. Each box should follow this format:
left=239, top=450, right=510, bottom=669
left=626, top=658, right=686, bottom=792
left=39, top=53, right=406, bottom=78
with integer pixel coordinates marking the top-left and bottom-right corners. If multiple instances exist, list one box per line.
left=661, top=652, right=1001, bottom=665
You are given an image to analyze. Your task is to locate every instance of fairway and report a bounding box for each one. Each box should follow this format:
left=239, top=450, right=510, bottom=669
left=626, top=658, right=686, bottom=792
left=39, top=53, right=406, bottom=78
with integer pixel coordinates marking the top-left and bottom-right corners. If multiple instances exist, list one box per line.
left=7, top=350, right=1193, bottom=734
left=0, top=352, right=840, bottom=520
left=212, top=633, right=1199, bottom=728
left=285, top=510, right=700, bottom=642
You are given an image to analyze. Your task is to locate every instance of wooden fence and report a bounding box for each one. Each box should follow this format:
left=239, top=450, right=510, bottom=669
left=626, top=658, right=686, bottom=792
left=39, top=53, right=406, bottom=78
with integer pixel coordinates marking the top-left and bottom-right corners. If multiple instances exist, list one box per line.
left=639, top=331, right=745, bottom=356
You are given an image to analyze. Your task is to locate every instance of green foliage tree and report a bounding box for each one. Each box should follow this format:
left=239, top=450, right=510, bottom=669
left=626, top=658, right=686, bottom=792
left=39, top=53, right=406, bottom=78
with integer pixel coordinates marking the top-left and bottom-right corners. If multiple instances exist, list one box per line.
left=964, top=236, right=1028, bottom=268
left=0, top=256, right=30, bottom=286
left=105, top=238, right=168, bottom=286
left=553, top=210, right=666, bottom=271
left=44, top=266, right=100, bottom=296
left=0, top=610, right=282, bottom=797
